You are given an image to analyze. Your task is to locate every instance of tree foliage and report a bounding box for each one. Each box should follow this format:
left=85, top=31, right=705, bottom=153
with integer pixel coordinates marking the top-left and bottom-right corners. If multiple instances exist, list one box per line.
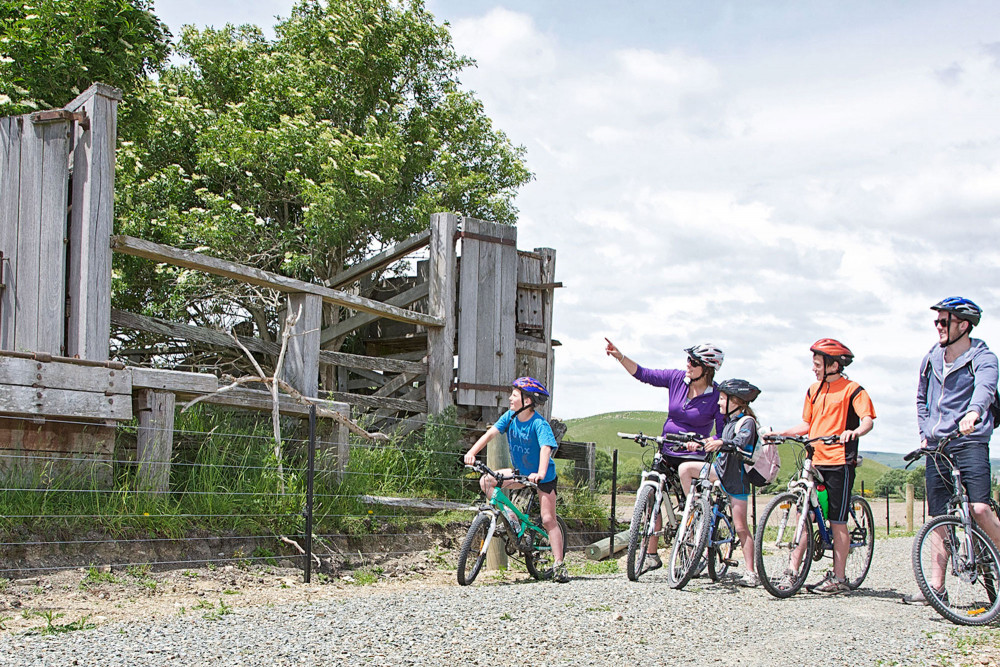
left=114, top=0, right=532, bottom=359
left=0, top=0, right=169, bottom=115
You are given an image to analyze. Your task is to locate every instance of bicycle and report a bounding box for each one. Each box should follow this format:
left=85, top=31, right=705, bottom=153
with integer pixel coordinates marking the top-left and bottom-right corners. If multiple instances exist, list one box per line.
left=617, top=431, right=701, bottom=581
left=905, top=433, right=1000, bottom=625
left=666, top=445, right=739, bottom=589
left=456, top=461, right=568, bottom=586
left=753, top=435, right=875, bottom=598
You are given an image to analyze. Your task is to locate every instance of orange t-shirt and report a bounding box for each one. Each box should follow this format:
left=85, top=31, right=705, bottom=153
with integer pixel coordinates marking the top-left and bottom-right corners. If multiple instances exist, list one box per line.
left=801, top=376, right=876, bottom=466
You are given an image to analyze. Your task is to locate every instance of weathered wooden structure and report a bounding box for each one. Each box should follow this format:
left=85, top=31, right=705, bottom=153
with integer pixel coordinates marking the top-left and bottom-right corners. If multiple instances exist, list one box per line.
left=0, top=85, right=577, bottom=492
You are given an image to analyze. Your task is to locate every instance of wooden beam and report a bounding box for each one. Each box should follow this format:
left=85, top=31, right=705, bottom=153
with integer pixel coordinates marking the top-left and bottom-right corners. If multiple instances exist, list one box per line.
left=112, top=308, right=427, bottom=375
left=130, top=367, right=219, bottom=394
left=110, top=235, right=443, bottom=328
left=425, top=213, right=457, bottom=414
left=329, top=229, right=432, bottom=289
left=320, top=281, right=429, bottom=345
left=135, top=389, right=174, bottom=493
left=324, top=390, right=426, bottom=413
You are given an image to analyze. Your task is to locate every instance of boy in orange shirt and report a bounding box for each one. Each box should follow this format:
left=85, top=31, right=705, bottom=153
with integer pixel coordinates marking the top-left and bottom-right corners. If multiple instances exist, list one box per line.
left=772, top=338, right=876, bottom=595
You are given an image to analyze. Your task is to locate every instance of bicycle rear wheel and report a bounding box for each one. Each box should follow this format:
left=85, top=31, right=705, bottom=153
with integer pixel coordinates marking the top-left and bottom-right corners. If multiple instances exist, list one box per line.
left=755, top=491, right=814, bottom=598
left=525, top=516, right=569, bottom=580
left=668, top=493, right=711, bottom=590
left=457, top=512, right=494, bottom=586
left=912, top=514, right=1000, bottom=625
left=627, top=485, right=657, bottom=581
left=844, top=495, right=874, bottom=589
left=708, top=504, right=735, bottom=582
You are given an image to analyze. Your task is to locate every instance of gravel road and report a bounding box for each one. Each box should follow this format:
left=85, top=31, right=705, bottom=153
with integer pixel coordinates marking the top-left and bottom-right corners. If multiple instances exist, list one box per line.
left=0, top=536, right=993, bottom=667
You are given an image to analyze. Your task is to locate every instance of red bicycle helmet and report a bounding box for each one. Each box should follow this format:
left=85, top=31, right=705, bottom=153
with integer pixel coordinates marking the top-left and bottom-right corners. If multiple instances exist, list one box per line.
left=810, top=338, right=854, bottom=368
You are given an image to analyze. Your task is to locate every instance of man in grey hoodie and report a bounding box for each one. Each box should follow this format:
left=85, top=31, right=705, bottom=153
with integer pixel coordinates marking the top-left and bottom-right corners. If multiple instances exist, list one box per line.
left=903, top=296, right=1000, bottom=605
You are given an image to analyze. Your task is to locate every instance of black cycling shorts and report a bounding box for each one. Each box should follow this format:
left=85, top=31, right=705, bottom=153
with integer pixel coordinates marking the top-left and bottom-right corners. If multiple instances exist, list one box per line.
left=815, top=464, right=856, bottom=524
left=536, top=478, right=558, bottom=495
left=926, top=441, right=992, bottom=516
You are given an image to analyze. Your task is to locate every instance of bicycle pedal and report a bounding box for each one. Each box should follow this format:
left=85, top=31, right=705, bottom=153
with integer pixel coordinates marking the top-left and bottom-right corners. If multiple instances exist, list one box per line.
left=723, top=559, right=739, bottom=567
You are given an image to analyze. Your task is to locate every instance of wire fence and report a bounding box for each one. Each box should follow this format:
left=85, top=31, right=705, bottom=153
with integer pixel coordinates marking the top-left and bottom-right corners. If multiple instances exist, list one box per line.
left=0, top=408, right=609, bottom=581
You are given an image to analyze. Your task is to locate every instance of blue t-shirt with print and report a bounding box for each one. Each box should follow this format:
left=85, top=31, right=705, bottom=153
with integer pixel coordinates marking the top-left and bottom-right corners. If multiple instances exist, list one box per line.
left=494, top=410, right=559, bottom=484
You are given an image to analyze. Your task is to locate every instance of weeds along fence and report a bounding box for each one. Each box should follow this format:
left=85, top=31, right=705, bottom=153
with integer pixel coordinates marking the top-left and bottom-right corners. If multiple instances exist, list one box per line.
left=0, top=406, right=606, bottom=581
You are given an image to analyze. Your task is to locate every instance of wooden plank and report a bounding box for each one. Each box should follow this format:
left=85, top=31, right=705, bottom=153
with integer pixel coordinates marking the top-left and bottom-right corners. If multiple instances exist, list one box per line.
left=0, top=384, right=131, bottom=420
left=66, top=85, right=120, bottom=361
left=14, top=115, right=41, bottom=352
left=320, top=281, right=428, bottom=344
left=359, top=495, right=477, bottom=511
left=130, top=367, right=219, bottom=394
left=35, top=119, right=71, bottom=355
left=135, top=389, right=174, bottom=493
left=329, top=229, right=431, bottom=289
left=372, top=371, right=421, bottom=398
left=373, top=384, right=425, bottom=420
left=282, top=293, right=322, bottom=397
left=516, top=253, right=543, bottom=331
left=0, top=355, right=130, bottom=394
left=477, top=218, right=499, bottom=407
left=193, top=386, right=339, bottom=418
left=112, top=308, right=427, bottom=375
left=111, top=235, right=444, bottom=328
left=324, top=390, right=426, bottom=413
left=455, top=221, right=480, bottom=407
left=498, top=224, right=518, bottom=403
left=425, top=213, right=457, bottom=414
left=0, top=116, right=22, bottom=351
left=537, top=248, right=557, bottom=420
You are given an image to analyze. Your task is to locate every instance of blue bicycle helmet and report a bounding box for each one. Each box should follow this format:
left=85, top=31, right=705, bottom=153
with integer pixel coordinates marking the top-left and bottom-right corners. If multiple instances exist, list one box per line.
left=932, top=297, right=982, bottom=326
left=512, top=377, right=549, bottom=405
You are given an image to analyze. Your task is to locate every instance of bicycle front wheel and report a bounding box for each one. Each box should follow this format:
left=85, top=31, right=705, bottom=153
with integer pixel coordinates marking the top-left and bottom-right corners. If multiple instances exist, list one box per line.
left=708, top=504, right=735, bottom=582
left=457, top=512, right=493, bottom=586
left=526, top=516, right=569, bottom=580
left=627, top=485, right=657, bottom=581
left=912, top=514, right=1000, bottom=625
left=755, top=491, right=814, bottom=598
left=844, top=495, right=874, bottom=589
left=668, top=493, right=711, bottom=590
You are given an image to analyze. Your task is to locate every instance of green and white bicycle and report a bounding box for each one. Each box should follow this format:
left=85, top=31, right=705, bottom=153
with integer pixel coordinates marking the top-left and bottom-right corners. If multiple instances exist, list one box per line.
left=457, top=461, right=568, bottom=585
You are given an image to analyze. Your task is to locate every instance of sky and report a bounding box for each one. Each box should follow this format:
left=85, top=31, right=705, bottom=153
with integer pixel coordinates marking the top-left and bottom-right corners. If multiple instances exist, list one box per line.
left=151, top=1, right=1000, bottom=454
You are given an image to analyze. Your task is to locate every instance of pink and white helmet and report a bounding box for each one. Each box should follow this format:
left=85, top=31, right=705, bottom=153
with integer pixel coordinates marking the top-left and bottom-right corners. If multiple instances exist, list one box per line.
left=684, top=343, right=725, bottom=370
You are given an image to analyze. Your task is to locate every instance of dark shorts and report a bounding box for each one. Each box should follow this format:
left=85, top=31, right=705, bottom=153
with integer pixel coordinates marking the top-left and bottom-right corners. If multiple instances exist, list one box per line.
left=536, top=478, right=558, bottom=495
left=816, top=464, right=856, bottom=524
left=926, top=442, right=992, bottom=516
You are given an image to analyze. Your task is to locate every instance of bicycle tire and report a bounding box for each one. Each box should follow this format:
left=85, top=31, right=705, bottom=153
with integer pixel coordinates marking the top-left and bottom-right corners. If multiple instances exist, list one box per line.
left=844, top=495, right=874, bottom=589
left=912, top=514, right=1000, bottom=625
left=525, top=516, right=569, bottom=580
left=457, top=512, right=494, bottom=586
left=708, top=503, right=735, bottom=582
left=755, top=491, right=814, bottom=598
left=627, top=485, right=658, bottom=581
left=668, top=493, right=712, bottom=590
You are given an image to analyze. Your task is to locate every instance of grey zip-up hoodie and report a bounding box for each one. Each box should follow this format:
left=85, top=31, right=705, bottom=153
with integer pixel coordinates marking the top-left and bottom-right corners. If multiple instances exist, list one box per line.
left=917, top=338, right=999, bottom=445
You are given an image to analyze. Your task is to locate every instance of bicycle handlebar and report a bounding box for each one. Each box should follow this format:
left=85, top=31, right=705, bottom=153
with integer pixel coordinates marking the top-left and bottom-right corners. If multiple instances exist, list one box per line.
left=617, top=431, right=703, bottom=448
left=903, top=431, right=963, bottom=467
left=762, top=434, right=839, bottom=446
left=465, top=462, right=538, bottom=488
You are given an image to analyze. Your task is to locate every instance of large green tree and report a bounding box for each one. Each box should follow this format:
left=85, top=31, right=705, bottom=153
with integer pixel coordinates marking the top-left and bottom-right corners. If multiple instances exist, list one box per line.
left=114, top=0, right=532, bottom=365
left=0, top=0, right=169, bottom=114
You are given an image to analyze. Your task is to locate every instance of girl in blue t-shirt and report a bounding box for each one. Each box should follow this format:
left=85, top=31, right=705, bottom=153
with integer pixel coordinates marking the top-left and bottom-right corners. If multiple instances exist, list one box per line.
left=463, top=377, right=568, bottom=583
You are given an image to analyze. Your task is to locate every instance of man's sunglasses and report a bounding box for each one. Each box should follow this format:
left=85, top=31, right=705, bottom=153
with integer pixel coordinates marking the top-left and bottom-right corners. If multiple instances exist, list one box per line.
left=934, top=318, right=952, bottom=329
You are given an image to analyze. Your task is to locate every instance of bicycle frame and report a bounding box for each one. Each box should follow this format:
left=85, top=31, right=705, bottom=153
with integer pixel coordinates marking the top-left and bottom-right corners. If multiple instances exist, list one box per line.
left=636, top=462, right=681, bottom=539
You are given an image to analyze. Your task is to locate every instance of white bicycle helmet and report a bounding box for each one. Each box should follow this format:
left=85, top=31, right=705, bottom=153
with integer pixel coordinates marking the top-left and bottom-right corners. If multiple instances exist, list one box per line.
left=685, top=343, right=725, bottom=370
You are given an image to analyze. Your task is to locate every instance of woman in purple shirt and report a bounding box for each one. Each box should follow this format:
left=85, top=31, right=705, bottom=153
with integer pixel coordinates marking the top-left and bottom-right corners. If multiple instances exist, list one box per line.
left=604, top=339, right=725, bottom=573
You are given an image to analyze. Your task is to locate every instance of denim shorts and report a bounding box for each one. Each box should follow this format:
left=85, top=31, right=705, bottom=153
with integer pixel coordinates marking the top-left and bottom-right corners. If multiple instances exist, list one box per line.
left=926, top=441, right=993, bottom=516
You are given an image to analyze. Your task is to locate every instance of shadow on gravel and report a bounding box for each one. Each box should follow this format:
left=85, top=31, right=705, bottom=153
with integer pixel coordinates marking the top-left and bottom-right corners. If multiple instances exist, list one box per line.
left=846, top=586, right=910, bottom=601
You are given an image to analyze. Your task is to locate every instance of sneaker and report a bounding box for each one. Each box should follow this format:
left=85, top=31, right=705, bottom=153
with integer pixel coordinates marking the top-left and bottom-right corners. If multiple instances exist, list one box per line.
left=737, top=571, right=760, bottom=588
left=639, top=553, right=662, bottom=574
left=552, top=562, right=570, bottom=584
left=805, top=569, right=836, bottom=593
left=810, top=572, right=850, bottom=596
left=776, top=568, right=797, bottom=590
left=901, top=587, right=947, bottom=605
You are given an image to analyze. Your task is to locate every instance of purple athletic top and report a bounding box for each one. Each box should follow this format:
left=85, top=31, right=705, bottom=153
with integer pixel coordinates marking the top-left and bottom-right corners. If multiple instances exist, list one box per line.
left=633, top=366, right=724, bottom=458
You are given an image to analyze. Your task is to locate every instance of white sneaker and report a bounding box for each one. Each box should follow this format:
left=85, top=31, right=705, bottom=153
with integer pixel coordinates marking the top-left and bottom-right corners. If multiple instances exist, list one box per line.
left=737, top=571, right=760, bottom=588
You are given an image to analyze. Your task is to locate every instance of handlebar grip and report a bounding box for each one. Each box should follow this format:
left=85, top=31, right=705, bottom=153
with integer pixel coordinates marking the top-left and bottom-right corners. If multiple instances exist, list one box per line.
left=903, top=448, right=924, bottom=463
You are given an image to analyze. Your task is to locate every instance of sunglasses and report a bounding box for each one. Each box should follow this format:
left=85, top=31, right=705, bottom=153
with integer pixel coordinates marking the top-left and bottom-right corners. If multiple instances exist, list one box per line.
left=933, top=318, right=952, bottom=329
left=686, top=357, right=702, bottom=367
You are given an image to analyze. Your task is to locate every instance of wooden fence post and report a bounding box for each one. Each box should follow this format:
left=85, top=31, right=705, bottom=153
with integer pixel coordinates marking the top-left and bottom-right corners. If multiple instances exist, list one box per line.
left=486, top=427, right=511, bottom=572
left=282, top=292, right=322, bottom=397
left=905, top=483, right=914, bottom=532
left=65, top=84, right=121, bottom=361
left=535, top=248, right=556, bottom=420
left=135, top=389, right=175, bottom=493
left=426, top=213, right=457, bottom=415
